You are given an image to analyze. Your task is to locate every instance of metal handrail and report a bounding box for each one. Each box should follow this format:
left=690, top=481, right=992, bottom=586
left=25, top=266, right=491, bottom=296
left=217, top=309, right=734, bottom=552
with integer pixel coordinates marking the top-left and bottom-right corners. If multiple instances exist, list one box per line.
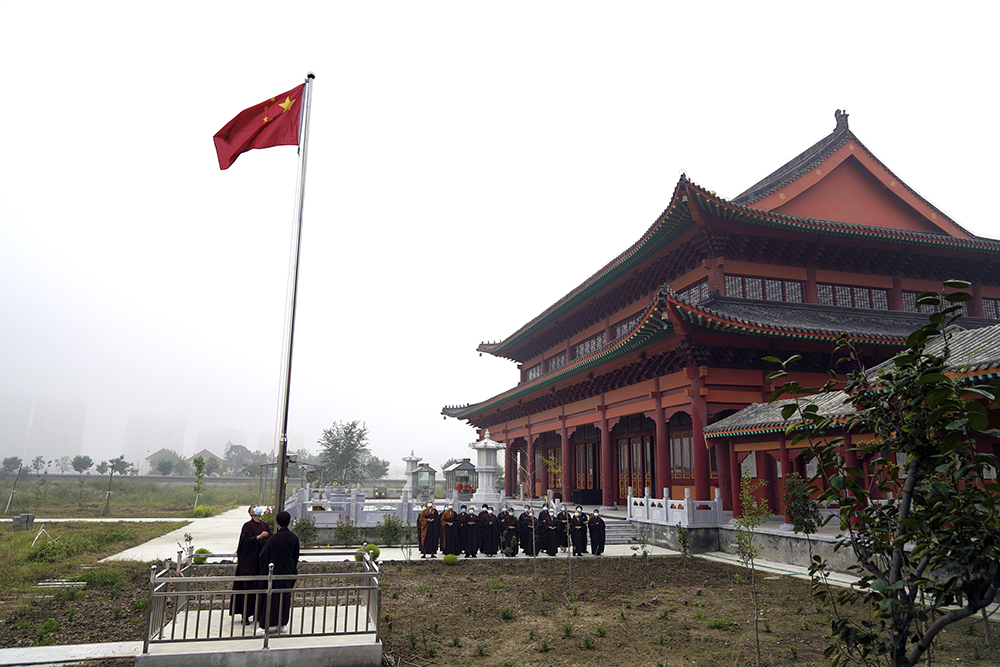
left=143, top=548, right=380, bottom=653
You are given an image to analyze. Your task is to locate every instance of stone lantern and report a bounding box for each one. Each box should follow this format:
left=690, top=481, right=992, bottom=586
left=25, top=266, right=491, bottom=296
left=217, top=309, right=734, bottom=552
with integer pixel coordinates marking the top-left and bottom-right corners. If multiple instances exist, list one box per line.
left=401, top=450, right=421, bottom=493
left=469, top=429, right=504, bottom=505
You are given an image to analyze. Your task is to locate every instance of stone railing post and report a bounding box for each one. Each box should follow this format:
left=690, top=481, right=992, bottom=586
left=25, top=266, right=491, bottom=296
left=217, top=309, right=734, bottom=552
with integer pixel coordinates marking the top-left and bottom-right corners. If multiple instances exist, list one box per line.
left=684, top=487, right=694, bottom=525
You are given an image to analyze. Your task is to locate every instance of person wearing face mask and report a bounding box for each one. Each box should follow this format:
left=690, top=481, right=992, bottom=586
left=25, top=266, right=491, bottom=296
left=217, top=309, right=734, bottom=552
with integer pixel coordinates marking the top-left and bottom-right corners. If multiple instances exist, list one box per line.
left=478, top=504, right=499, bottom=556
left=556, top=504, right=571, bottom=551
left=588, top=508, right=606, bottom=555
left=518, top=505, right=538, bottom=556
left=539, top=504, right=559, bottom=556
left=463, top=504, right=480, bottom=558
left=417, top=501, right=440, bottom=559
left=440, top=502, right=460, bottom=556
left=570, top=506, right=589, bottom=556
left=499, top=504, right=519, bottom=556
left=230, top=504, right=270, bottom=623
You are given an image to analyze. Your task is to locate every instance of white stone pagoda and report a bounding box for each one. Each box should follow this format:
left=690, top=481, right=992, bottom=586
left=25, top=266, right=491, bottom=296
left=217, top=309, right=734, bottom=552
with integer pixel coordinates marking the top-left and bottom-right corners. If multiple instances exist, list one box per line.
left=468, top=429, right=505, bottom=505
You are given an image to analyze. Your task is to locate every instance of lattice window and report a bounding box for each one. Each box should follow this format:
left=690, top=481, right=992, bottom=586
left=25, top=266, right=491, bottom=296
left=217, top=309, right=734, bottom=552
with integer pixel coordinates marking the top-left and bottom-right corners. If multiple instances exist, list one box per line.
left=677, top=279, right=709, bottom=304
left=573, top=332, right=606, bottom=359
left=614, top=312, right=644, bottom=340
left=525, top=363, right=541, bottom=381
left=818, top=283, right=890, bottom=310
left=546, top=351, right=567, bottom=373
left=670, top=430, right=693, bottom=477
left=727, top=275, right=803, bottom=303
left=984, top=298, right=1000, bottom=319
left=902, top=290, right=969, bottom=315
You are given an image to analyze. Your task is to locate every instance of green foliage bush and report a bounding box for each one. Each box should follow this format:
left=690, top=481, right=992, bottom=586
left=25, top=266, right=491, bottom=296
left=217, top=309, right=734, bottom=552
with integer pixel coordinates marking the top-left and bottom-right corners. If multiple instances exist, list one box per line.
left=292, top=516, right=317, bottom=547
left=375, top=514, right=406, bottom=547
left=193, top=548, right=211, bottom=564
left=76, top=567, right=126, bottom=590
left=190, top=505, right=214, bottom=518
left=334, top=519, right=359, bottom=547
left=354, top=543, right=380, bottom=562
left=29, top=540, right=78, bottom=563
left=442, top=554, right=459, bottom=566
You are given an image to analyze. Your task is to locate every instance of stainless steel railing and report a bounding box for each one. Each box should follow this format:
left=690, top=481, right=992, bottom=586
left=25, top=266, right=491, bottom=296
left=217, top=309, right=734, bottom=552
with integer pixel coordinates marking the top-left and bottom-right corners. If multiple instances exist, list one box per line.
left=143, top=549, right=380, bottom=653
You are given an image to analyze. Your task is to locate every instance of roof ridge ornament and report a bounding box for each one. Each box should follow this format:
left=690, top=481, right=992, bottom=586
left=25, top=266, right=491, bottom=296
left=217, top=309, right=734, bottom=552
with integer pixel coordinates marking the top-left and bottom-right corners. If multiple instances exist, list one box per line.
left=834, top=109, right=849, bottom=132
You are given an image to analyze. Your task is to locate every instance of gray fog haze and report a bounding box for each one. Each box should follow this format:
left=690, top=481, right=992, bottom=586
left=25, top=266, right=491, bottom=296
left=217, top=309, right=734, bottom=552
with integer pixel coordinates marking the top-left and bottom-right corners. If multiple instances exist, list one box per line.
left=2, top=3, right=998, bottom=471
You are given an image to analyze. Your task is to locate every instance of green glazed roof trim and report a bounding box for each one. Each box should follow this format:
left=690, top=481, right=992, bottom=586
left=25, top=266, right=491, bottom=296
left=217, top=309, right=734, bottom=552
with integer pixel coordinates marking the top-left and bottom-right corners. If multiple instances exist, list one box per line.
left=455, top=305, right=675, bottom=419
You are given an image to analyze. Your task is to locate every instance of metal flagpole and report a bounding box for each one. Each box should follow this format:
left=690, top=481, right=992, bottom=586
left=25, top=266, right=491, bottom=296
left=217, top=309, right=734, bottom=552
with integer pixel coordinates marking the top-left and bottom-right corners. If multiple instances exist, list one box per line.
left=274, top=72, right=315, bottom=514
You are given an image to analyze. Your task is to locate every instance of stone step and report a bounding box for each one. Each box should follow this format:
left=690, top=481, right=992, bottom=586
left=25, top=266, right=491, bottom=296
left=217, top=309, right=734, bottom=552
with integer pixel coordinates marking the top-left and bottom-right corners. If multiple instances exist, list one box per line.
left=602, top=519, right=641, bottom=545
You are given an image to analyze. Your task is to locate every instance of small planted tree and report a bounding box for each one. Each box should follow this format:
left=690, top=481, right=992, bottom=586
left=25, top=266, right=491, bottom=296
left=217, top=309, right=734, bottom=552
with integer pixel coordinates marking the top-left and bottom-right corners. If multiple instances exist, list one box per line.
left=734, top=470, right=769, bottom=667
left=767, top=281, right=1000, bottom=667
left=192, top=456, right=206, bottom=508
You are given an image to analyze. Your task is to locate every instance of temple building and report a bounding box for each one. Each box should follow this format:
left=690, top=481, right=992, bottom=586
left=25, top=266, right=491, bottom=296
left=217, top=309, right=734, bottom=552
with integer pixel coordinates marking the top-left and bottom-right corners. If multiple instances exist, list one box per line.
left=442, top=111, right=1000, bottom=512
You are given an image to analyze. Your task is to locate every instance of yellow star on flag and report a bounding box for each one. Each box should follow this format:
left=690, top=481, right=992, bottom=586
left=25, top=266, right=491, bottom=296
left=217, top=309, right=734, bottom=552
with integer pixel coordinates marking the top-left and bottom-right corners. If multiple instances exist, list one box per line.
left=278, top=96, right=296, bottom=113
left=263, top=116, right=270, bottom=123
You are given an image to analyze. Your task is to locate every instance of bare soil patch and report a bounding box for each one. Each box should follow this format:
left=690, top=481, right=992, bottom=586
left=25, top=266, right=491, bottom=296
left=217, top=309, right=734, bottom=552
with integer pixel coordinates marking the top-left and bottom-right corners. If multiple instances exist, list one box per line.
left=2, top=555, right=998, bottom=667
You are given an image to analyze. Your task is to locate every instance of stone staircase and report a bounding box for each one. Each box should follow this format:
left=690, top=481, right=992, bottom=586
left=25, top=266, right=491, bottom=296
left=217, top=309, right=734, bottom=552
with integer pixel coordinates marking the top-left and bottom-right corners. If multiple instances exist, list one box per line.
left=602, top=518, right=641, bottom=545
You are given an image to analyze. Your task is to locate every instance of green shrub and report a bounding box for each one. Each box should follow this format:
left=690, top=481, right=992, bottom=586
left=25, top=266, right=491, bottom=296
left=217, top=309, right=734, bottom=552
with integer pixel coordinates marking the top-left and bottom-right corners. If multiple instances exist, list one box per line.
left=354, top=543, right=380, bottom=562
left=707, top=618, right=732, bottom=630
left=334, top=519, right=359, bottom=547
left=190, top=505, right=214, bottom=518
left=581, top=635, right=595, bottom=650
left=292, top=516, right=317, bottom=547
left=442, top=554, right=459, bottom=566
left=500, top=606, right=513, bottom=620
left=375, top=514, right=406, bottom=546
left=29, top=540, right=77, bottom=563
left=193, top=548, right=211, bottom=564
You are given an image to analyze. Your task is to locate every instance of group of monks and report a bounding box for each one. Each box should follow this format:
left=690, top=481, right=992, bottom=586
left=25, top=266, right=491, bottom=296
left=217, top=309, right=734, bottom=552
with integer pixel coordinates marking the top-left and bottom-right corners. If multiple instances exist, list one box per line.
left=230, top=504, right=301, bottom=635
left=417, top=501, right=607, bottom=558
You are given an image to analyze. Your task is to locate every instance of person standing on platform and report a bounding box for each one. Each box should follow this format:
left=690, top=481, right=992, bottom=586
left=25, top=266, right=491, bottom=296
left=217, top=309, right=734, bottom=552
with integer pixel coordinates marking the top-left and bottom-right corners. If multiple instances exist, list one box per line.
left=417, top=501, right=440, bottom=559
left=462, top=504, right=479, bottom=558
left=440, top=502, right=460, bottom=556
left=478, top=504, right=499, bottom=556
left=518, top=505, right=537, bottom=556
left=588, top=509, right=607, bottom=555
left=499, top=505, right=518, bottom=556
left=255, top=511, right=299, bottom=635
left=231, top=504, right=270, bottom=624
left=570, top=506, right=588, bottom=556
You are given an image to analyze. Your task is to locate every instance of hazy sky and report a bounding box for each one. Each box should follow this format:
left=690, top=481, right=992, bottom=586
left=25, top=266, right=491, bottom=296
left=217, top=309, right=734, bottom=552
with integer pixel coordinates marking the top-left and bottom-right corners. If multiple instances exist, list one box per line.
left=2, top=2, right=998, bottom=472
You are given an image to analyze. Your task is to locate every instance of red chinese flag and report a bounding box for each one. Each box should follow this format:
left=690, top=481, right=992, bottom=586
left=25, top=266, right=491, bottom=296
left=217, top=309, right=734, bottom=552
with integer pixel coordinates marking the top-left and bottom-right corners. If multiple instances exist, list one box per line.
left=213, top=84, right=305, bottom=170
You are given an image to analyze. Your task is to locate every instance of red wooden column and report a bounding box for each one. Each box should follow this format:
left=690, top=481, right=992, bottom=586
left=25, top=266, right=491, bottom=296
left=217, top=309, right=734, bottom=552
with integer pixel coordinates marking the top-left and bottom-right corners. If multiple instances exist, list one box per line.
left=729, top=444, right=743, bottom=519
left=600, top=407, right=614, bottom=508
left=653, top=382, right=670, bottom=500
left=716, top=438, right=732, bottom=512
left=560, top=417, right=572, bottom=505
left=779, top=433, right=791, bottom=523
left=526, top=426, right=535, bottom=499
left=688, top=367, right=710, bottom=502
left=504, top=438, right=514, bottom=498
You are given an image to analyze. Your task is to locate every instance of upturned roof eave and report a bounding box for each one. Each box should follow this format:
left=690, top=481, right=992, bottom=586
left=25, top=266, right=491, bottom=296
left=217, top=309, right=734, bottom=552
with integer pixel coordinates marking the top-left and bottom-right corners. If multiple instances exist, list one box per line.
left=447, top=302, right=675, bottom=421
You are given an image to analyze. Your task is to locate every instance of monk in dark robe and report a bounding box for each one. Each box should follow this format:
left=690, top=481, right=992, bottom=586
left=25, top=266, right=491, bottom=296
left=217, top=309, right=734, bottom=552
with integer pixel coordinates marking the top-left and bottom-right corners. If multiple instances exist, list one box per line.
left=498, top=505, right=518, bottom=556
left=539, top=506, right=560, bottom=556
left=230, top=504, right=270, bottom=623
left=518, top=505, right=538, bottom=556
left=588, top=509, right=607, bottom=555
left=556, top=504, right=571, bottom=550
left=439, top=502, right=460, bottom=556
left=462, top=505, right=479, bottom=558
left=478, top=505, right=499, bottom=556
left=570, top=506, right=589, bottom=556
left=255, top=511, right=299, bottom=633
left=417, top=501, right=440, bottom=558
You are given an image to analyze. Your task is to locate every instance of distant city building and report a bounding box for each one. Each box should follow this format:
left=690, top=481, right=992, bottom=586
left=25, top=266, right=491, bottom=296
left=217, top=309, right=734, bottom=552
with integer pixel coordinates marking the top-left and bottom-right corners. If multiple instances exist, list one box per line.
left=124, top=413, right=185, bottom=474
left=0, top=390, right=32, bottom=460
left=197, top=428, right=247, bottom=456
left=26, top=395, right=86, bottom=462
left=189, top=448, right=222, bottom=462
